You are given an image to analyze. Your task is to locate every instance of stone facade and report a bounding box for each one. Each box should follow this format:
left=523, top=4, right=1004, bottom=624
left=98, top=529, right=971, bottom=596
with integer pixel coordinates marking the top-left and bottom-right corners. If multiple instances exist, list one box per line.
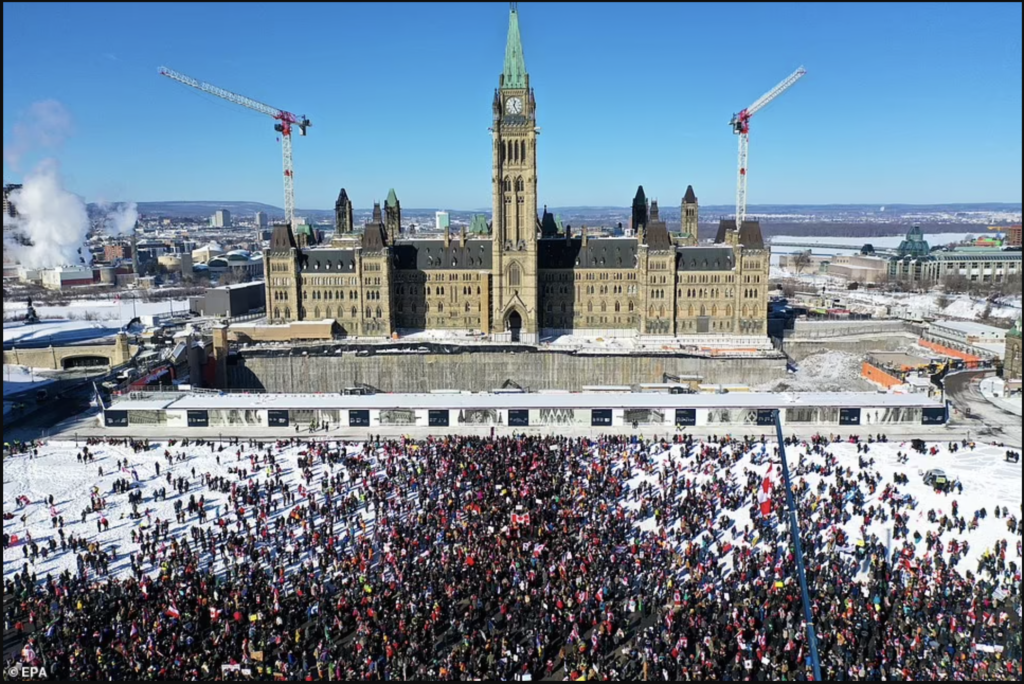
left=263, top=6, right=769, bottom=341
left=1007, top=320, right=1022, bottom=381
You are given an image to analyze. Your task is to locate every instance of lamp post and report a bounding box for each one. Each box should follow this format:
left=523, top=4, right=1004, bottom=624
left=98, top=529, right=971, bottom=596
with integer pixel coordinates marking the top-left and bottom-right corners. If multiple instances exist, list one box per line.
left=772, top=410, right=823, bottom=682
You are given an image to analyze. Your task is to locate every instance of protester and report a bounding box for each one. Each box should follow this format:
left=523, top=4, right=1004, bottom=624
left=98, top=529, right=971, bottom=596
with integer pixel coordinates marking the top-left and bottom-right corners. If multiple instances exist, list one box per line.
left=3, top=433, right=1020, bottom=681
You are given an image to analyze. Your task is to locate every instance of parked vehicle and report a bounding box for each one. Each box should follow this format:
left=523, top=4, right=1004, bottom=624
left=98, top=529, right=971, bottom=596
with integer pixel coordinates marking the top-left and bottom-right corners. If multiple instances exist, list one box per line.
left=923, top=469, right=949, bottom=490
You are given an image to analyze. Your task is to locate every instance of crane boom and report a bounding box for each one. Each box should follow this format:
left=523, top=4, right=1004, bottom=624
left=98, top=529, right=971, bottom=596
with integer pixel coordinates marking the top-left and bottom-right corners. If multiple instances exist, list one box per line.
left=158, top=66, right=310, bottom=225
left=730, top=67, right=805, bottom=230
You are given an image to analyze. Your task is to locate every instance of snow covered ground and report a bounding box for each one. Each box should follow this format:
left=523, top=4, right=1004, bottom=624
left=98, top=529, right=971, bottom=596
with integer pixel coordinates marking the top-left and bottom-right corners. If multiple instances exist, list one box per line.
left=3, top=298, right=189, bottom=326
left=3, top=319, right=122, bottom=346
left=3, top=365, right=55, bottom=417
left=3, top=436, right=1020, bottom=591
left=2, top=365, right=54, bottom=397
left=771, top=270, right=1022, bottom=323
left=756, top=351, right=873, bottom=393
left=769, top=232, right=979, bottom=263
left=627, top=438, right=1021, bottom=583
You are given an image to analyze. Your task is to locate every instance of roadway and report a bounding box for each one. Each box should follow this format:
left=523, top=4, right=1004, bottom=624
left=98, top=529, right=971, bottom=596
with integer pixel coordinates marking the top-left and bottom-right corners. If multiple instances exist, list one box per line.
left=2, top=368, right=109, bottom=445
left=944, top=369, right=1022, bottom=448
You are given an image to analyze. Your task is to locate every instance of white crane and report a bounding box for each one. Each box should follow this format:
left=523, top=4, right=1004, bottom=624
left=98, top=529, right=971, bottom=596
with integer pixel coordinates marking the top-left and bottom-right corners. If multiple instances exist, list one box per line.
left=730, top=67, right=805, bottom=229
left=158, top=66, right=311, bottom=226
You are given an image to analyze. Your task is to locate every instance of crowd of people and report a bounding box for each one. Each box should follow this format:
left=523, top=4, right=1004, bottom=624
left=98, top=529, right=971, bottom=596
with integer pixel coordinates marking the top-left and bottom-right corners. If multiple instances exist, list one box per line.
left=3, top=432, right=1021, bottom=681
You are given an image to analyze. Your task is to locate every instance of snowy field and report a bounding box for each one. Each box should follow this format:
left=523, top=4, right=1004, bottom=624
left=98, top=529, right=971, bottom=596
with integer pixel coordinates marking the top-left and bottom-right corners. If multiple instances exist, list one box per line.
left=3, top=319, right=122, bottom=346
left=4, top=436, right=1020, bottom=592
left=771, top=269, right=1022, bottom=323
left=757, top=351, right=874, bottom=393
left=3, top=298, right=189, bottom=326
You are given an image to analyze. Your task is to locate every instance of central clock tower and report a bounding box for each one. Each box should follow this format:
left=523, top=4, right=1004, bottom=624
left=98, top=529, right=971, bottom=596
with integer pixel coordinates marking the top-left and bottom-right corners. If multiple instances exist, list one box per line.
left=491, top=4, right=539, bottom=343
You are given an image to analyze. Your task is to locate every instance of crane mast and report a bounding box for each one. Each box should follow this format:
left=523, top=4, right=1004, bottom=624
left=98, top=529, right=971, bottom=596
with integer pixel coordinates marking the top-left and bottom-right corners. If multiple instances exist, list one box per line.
left=158, top=66, right=310, bottom=226
left=730, top=67, right=805, bottom=229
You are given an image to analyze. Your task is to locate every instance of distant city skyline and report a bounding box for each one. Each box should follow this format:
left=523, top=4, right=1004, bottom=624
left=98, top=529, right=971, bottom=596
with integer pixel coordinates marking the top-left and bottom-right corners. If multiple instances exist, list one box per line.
left=3, top=2, right=1021, bottom=209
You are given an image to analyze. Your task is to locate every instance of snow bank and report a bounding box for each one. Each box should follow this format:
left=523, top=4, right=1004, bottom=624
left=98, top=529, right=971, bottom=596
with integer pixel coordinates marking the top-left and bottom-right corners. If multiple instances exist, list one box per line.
left=757, top=351, right=873, bottom=393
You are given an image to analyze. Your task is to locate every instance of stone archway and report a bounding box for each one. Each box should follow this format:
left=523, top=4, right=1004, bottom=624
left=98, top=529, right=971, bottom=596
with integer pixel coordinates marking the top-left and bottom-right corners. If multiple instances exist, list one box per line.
left=506, top=309, right=523, bottom=343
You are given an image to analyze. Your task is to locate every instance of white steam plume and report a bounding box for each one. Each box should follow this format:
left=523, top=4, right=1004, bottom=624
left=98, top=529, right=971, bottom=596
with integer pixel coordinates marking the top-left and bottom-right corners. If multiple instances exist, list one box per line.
left=3, top=159, right=92, bottom=269
left=96, top=200, right=139, bottom=236
left=3, top=100, right=74, bottom=172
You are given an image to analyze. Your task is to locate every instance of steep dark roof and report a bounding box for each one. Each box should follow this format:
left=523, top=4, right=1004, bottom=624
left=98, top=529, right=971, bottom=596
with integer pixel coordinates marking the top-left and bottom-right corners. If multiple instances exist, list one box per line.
left=645, top=220, right=673, bottom=251
left=302, top=249, right=358, bottom=273
left=715, top=219, right=765, bottom=250
left=631, top=186, right=648, bottom=231
left=392, top=240, right=493, bottom=271
left=683, top=185, right=697, bottom=204
left=269, top=224, right=297, bottom=252
left=361, top=203, right=389, bottom=251
left=676, top=247, right=736, bottom=272
left=540, top=208, right=560, bottom=238
left=539, top=238, right=638, bottom=270
left=362, top=222, right=388, bottom=251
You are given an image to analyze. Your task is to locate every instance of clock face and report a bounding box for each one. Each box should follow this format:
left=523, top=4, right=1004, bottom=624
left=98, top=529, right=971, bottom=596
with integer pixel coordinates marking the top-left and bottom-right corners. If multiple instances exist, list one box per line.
left=505, top=97, right=523, bottom=115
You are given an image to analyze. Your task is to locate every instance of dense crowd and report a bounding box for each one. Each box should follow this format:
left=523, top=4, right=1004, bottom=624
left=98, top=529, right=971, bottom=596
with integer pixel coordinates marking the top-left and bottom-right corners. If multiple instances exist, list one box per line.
left=3, top=433, right=1021, bottom=681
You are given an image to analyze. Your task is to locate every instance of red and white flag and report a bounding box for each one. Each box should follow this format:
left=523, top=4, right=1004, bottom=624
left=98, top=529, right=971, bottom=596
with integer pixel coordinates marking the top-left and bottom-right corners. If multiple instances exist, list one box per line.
left=166, top=604, right=181, bottom=620
left=758, top=476, right=774, bottom=517
left=511, top=512, right=531, bottom=526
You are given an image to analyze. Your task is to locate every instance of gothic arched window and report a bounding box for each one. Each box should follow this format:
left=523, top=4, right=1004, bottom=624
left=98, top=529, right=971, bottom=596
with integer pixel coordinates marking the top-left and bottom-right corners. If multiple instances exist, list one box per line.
left=508, top=263, right=522, bottom=288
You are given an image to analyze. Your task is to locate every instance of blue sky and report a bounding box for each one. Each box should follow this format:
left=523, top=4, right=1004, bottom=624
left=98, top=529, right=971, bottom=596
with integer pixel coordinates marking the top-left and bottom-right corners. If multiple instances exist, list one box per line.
left=3, top=1, right=1021, bottom=210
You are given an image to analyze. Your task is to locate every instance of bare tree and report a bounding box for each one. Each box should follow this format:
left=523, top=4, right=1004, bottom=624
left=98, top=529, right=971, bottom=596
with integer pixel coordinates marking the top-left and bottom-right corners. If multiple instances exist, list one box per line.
left=943, top=275, right=969, bottom=294
left=793, top=250, right=813, bottom=274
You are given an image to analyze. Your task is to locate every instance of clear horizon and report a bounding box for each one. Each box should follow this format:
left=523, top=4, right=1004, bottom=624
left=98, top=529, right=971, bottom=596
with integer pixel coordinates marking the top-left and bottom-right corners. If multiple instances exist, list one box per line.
left=4, top=2, right=1022, bottom=208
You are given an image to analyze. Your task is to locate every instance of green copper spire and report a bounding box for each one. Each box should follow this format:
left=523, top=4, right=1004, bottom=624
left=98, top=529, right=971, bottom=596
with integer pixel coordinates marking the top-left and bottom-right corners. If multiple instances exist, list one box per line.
left=502, top=4, right=527, bottom=89
left=385, top=188, right=399, bottom=209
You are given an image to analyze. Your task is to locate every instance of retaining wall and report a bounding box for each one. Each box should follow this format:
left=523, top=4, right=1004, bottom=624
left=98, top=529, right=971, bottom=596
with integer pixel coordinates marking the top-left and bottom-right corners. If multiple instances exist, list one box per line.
left=229, top=350, right=788, bottom=393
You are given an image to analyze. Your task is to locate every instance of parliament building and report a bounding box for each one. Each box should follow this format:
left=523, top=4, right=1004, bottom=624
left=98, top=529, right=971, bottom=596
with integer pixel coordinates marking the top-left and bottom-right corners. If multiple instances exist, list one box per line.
left=265, top=6, right=769, bottom=343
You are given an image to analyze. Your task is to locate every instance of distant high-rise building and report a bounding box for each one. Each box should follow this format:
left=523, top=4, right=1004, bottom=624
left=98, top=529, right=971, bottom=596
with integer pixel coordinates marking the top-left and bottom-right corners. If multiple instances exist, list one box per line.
left=435, top=211, right=450, bottom=233
left=3, top=183, right=22, bottom=218
left=104, top=243, right=133, bottom=263
left=1008, top=225, right=1022, bottom=248
left=255, top=211, right=268, bottom=229
left=212, top=209, right=232, bottom=228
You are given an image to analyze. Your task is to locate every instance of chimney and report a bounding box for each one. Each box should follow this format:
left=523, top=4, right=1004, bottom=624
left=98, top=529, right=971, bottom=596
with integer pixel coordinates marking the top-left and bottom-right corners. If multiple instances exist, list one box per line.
left=131, top=228, right=139, bottom=275
left=444, top=225, right=451, bottom=248
left=581, top=225, right=588, bottom=248
left=460, top=226, right=467, bottom=249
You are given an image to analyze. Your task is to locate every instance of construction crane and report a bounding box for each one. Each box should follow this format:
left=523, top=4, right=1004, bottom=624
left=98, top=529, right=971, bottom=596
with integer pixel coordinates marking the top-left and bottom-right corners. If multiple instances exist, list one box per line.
left=158, top=66, right=310, bottom=226
left=730, top=67, right=805, bottom=229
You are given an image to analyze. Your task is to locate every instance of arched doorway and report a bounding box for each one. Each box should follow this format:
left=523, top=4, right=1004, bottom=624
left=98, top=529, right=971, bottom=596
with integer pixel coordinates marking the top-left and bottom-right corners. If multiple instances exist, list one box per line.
left=507, top=310, right=523, bottom=343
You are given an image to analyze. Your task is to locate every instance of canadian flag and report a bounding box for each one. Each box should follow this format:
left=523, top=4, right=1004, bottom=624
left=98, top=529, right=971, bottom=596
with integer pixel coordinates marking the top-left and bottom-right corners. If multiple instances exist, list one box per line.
left=210, top=608, right=222, bottom=622
left=758, top=475, right=774, bottom=517
left=511, top=512, right=531, bottom=526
